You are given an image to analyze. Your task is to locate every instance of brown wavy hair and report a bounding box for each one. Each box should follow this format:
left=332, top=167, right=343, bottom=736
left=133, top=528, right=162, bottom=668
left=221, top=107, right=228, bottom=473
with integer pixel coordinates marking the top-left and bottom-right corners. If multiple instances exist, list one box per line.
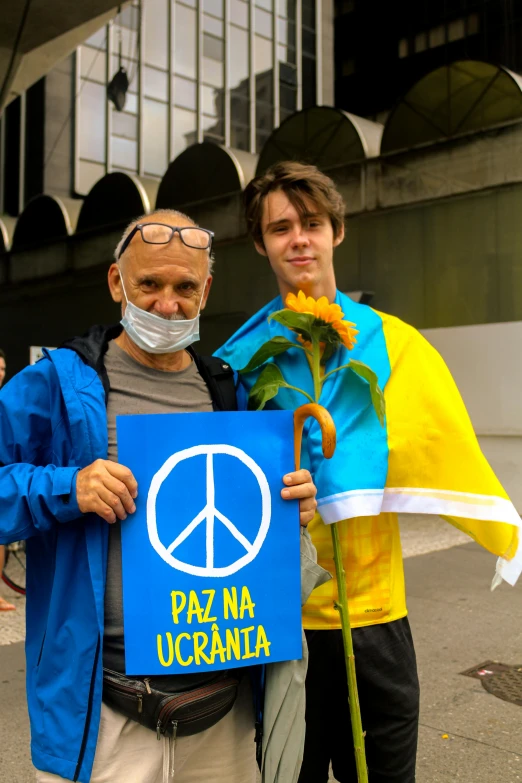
left=243, top=161, right=345, bottom=247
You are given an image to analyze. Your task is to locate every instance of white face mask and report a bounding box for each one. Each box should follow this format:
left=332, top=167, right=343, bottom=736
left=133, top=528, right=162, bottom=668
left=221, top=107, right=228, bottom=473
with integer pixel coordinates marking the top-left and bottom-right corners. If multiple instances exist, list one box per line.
left=119, top=271, right=203, bottom=355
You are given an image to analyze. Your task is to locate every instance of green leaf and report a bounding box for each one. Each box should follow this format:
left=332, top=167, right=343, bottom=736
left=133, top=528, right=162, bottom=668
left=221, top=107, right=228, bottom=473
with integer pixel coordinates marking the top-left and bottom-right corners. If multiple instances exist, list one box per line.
left=247, top=363, right=314, bottom=410
left=268, top=310, right=316, bottom=342
left=247, top=364, right=287, bottom=410
left=348, top=360, right=386, bottom=426
left=269, top=309, right=345, bottom=353
left=239, top=336, right=298, bottom=374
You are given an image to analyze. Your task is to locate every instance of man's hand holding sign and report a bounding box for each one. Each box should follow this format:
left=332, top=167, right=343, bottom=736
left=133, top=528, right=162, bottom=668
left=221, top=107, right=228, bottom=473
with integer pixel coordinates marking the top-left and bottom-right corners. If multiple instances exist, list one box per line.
left=76, top=459, right=315, bottom=526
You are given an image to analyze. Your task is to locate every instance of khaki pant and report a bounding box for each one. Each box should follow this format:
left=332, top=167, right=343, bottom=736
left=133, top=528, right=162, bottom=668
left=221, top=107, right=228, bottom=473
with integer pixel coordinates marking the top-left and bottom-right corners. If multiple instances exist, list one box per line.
left=36, top=680, right=257, bottom=783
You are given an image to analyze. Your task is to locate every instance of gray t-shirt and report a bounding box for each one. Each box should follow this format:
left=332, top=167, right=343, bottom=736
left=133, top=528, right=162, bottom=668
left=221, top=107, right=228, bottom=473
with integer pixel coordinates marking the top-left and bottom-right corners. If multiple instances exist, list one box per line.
left=103, top=340, right=213, bottom=673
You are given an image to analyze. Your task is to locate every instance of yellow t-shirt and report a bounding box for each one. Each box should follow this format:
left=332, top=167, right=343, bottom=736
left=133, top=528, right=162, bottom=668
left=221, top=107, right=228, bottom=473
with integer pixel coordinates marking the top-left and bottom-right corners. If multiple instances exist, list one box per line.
left=302, top=511, right=406, bottom=630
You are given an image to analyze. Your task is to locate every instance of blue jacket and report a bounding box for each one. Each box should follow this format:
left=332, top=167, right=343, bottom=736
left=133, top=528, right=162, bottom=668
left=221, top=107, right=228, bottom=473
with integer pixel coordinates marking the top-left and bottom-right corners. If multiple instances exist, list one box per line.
left=0, top=326, right=237, bottom=782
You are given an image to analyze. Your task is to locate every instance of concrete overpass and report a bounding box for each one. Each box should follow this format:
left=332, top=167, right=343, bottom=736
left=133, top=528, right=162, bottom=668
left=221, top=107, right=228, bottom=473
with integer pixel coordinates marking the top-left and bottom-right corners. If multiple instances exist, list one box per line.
left=0, top=0, right=125, bottom=113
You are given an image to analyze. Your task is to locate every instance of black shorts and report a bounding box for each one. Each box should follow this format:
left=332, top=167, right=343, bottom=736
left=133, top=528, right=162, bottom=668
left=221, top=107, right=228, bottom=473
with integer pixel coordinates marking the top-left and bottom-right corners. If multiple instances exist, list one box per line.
left=298, top=619, right=420, bottom=783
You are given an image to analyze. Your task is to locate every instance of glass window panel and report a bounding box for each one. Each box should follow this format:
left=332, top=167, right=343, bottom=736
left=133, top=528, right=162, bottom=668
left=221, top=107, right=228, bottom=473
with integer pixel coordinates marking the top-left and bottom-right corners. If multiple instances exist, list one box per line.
left=177, top=0, right=196, bottom=7
left=303, top=27, right=316, bottom=55
left=280, top=83, right=296, bottom=111
left=302, top=54, right=316, bottom=109
left=144, top=66, right=169, bottom=100
left=112, top=110, right=138, bottom=139
left=203, top=14, right=224, bottom=36
left=118, top=4, right=139, bottom=29
left=255, top=101, right=272, bottom=131
left=80, top=46, right=106, bottom=83
left=202, top=85, right=222, bottom=116
left=230, top=0, right=249, bottom=28
left=85, top=27, right=107, bottom=49
left=79, top=81, right=106, bottom=163
left=111, top=136, right=138, bottom=171
left=143, top=99, right=168, bottom=175
left=468, top=13, right=479, bottom=34
left=124, top=92, right=138, bottom=113
left=229, top=26, right=249, bottom=91
left=288, top=20, right=296, bottom=47
left=255, top=7, right=273, bottom=38
left=173, top=107, right=197, bottom=157
left=256, top=129, right=270, bottom=153
left=256, top=0, right=273, bottom=10
left=277, top=43, right=287, bottom=62
left=174, top=76, right=197, bottom=110
left=175, top=5, right=197, bottom=78
left=203, top=57, right=224, bottom=87
left=279, top=61, right=296, bottom=85
left=203, top=115, right=224, bottom=142
left=78, top=160, right=105, bottom=195
left=203, top=34, right=224, bottom=61
left=414, top=32, right=427, bottom=52
left=203, top=35, right=224, bottom=87
left=429, top=25, right=445, bottom=48
left=231, top=124, right=250, bottom=151
left=448, top=18, right=465, bottom=42
left=277, top=19, right=296, bottom=61
left=114, top=26, right=139, bottom=61
left=231, top=94, right=250, bottom=124
left=203, top=0, right=224, bottom=17
left=256, top=72, right=273, bottom=103
left=144, top=0, right=169, bottom=68
left=111, top=136, right=138, bottom=170
left=255, top=35, right=272, bottom=73
left=277, top=0, right=296, bottom=20
left=398, top=38, right=408, bottom=58
left=301, top=0, right=315, bottom=28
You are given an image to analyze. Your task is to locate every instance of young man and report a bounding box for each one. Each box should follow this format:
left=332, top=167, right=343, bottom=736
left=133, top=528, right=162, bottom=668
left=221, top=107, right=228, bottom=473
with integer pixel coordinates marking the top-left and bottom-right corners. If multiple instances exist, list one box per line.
left=216, top=162, right=521, bottom=782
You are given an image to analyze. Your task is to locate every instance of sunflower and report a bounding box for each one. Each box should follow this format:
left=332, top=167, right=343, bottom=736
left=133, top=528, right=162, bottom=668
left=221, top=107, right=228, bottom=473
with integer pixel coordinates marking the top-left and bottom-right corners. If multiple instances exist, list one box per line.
left=285, top=290, right=359, bottom=351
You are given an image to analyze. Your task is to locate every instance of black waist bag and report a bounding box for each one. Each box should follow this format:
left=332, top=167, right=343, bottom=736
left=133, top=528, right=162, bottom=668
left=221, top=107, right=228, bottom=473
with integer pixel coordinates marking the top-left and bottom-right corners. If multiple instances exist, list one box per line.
left=102, top=668, right=240, bottom=739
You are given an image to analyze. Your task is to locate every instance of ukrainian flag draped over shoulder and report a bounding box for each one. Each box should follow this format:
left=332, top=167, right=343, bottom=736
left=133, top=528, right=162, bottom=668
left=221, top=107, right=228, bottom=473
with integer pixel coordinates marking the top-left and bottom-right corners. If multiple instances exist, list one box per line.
left=216, top=290, right=521, bottom=587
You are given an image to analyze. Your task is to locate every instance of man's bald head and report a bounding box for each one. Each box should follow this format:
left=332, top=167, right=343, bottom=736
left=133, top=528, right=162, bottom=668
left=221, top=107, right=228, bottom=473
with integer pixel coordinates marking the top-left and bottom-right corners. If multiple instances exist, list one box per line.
left=114, top=209, right=215, bottom=272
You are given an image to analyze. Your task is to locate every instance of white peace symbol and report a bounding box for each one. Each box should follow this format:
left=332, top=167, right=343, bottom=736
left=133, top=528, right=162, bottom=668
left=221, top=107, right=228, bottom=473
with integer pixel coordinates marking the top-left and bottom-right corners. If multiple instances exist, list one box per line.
left=146, top=444, right=271, bottom=577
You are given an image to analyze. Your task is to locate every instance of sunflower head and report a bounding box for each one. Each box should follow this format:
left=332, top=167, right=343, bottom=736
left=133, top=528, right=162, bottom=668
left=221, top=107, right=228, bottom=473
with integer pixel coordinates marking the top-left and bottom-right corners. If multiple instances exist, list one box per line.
left=284, top=290, right=359, bottom=352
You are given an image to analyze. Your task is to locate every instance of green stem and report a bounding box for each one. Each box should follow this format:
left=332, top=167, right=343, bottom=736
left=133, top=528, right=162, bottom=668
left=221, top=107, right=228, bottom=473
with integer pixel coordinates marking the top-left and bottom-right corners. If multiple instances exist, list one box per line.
left=321, top=362, right=353, bottom=384
left=311, top=335, right=322, bottom=403
left=330, top=523, right=368, bottom=783
left=281, top=383, right=315, bottom=405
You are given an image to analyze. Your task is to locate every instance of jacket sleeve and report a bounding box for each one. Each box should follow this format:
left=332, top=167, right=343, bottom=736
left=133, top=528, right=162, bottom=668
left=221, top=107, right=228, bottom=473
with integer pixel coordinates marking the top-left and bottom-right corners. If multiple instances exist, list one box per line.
left=0, top=361, right=81, bottom=544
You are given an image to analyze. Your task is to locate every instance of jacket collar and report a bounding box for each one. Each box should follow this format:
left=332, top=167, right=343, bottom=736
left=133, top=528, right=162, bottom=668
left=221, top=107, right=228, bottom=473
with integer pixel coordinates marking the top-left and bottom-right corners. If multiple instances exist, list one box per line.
left=61, top=324, right=226, bottom=411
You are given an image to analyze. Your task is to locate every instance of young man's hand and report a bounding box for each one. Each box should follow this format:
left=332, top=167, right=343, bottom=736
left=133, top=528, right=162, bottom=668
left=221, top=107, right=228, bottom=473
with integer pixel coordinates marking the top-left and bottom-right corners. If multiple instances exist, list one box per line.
left=281, top=469, right=317, bottom=526
left=76, top=460, right=138, bottom=524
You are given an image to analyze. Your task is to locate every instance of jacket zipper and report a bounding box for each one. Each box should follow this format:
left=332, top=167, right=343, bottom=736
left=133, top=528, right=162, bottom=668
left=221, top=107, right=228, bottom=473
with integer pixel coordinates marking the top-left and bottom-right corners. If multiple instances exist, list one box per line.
left=74, top=636, right=100, bottom=782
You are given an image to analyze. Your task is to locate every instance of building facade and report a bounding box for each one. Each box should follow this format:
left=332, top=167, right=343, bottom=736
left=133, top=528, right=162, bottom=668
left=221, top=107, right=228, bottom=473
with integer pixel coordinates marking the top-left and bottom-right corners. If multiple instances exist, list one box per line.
left=0, top=0, right=332, bottom=210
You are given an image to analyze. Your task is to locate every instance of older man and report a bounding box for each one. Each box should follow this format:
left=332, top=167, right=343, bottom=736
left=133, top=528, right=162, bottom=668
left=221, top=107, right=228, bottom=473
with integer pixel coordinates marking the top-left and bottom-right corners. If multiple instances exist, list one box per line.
left=0, top=209, right=320, bottom=783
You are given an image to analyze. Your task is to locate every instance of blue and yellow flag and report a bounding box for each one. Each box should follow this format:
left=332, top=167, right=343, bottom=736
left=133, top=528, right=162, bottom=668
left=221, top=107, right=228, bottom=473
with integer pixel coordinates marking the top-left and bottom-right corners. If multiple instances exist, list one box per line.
left=216, top=291, right=521, bottom=604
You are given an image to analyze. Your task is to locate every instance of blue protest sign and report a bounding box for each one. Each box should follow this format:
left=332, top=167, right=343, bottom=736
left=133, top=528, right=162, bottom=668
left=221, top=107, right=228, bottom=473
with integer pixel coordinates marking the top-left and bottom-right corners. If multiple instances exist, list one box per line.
left=117, top=410, right=302, bottom=675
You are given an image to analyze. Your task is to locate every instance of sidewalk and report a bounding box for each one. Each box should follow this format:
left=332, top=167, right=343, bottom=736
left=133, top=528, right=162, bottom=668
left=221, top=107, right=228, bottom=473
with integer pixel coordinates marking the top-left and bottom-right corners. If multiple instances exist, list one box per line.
left=1, top=518, right=521, bottom=782
left=407, top=542, right=522, bottom=783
